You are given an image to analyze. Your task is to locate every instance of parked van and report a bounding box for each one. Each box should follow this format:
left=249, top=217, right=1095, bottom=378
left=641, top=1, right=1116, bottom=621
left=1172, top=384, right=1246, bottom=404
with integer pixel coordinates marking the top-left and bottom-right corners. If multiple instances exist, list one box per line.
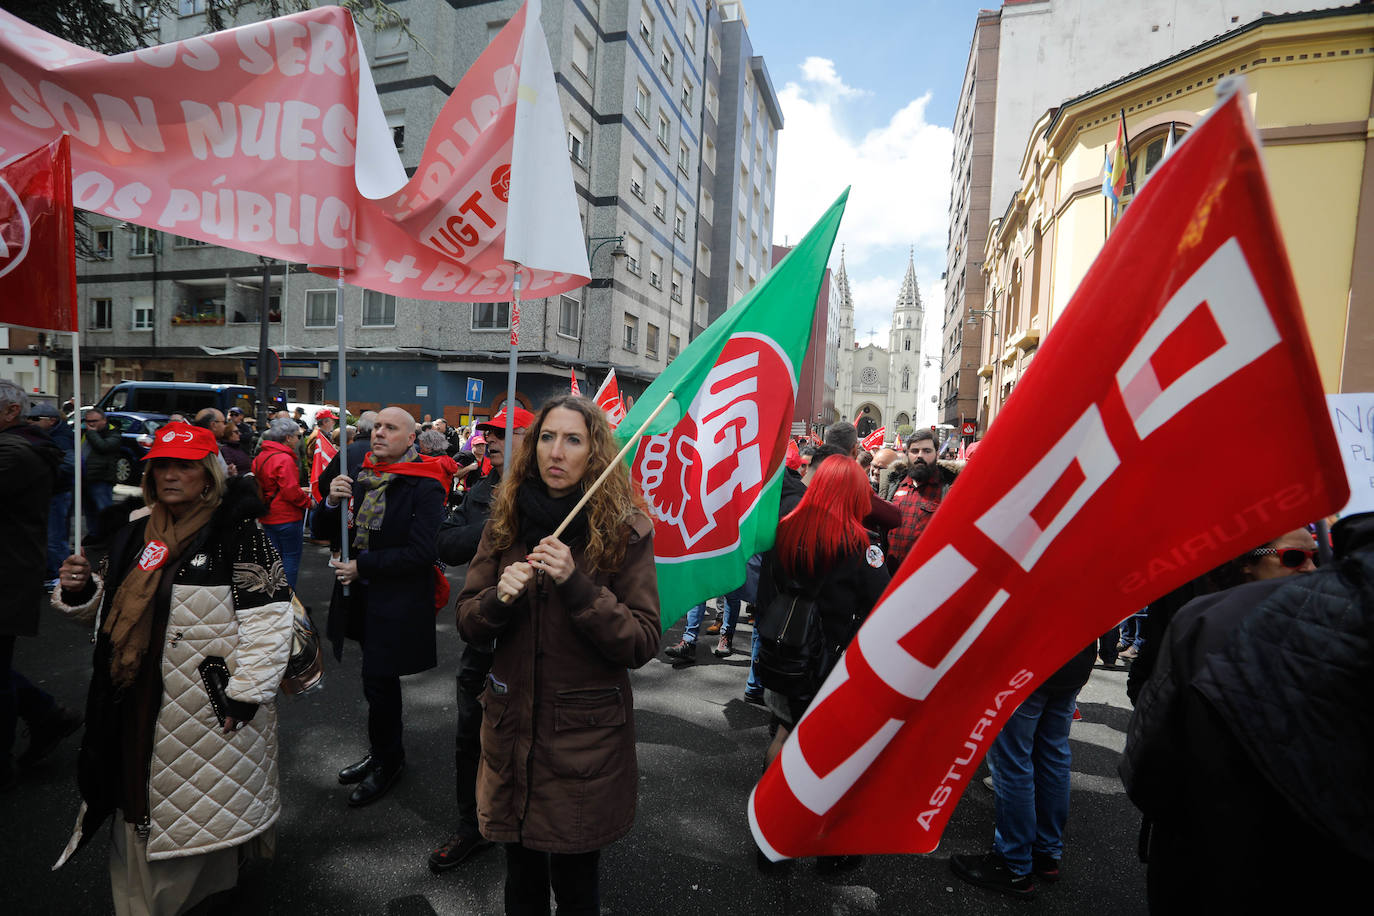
left=95, top=381, right=256, bottom=418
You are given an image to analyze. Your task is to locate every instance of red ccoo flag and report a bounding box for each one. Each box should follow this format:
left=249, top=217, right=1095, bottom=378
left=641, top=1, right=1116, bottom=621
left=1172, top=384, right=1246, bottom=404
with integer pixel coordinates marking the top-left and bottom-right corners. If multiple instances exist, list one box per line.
left=860, top=426, right=885, bottom=451
left=0, top=135, right=76, bottom=333
left=749, top=89, right=1349, bottom=860
left=592, top=368, right=627, bottom=429
left=570, top=366, right=581, bottom=396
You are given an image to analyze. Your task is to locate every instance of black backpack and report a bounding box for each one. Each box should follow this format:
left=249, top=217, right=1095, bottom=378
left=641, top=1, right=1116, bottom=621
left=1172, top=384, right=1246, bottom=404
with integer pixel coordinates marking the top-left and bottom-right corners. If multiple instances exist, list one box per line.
left=755, top=560, right=824, bottom=697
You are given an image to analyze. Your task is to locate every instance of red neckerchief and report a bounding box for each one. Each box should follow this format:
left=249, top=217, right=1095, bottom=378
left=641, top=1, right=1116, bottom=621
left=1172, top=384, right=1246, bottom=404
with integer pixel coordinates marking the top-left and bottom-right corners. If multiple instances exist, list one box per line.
left=362, top=452, right=454, bottom=493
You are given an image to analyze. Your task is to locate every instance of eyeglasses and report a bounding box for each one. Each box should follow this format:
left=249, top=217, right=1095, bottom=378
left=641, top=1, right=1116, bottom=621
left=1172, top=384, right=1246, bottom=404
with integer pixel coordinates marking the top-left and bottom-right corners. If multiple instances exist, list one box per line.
left=1249, top=546, right=1316, bottom=568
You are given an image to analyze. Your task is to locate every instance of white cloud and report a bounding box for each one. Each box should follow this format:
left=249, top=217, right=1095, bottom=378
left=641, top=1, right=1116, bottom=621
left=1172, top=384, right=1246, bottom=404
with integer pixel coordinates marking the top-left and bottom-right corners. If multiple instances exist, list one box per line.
left=773, top=58, right=953, bottom=349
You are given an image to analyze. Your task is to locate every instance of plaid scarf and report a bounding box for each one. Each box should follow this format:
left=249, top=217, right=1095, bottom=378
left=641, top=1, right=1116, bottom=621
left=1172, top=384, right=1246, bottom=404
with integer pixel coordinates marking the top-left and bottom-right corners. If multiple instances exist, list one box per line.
left=352, top=444, right=418, bottom=551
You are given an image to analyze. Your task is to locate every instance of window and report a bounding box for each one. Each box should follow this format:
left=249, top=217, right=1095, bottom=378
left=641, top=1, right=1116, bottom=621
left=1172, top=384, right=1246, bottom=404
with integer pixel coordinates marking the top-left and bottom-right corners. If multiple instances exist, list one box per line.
left=639, top=4, right=654, bottom=44
left=472, top=301, right=510, bottom=330
left=362, top=290, right=395, bottom=327
left=386, top=110, right=405, bottom=154
left=91, top=298, right=112, bottom=330
left=678, top=141, right=690, bottom=175
left=178, top=0, right=204, bottom=14
left=571, top=29, right=592, bottom=80
left=132, top=296, right=154, bottom=330
left=375, top=23, right=407, bottom=66
left=681, top=79, right=694, bottom=112
left=904, top=336, right=912, bottom=351
left=630, top=159, right=646, bottom=199
left=674, top=206, right=686, bottom=239
left=93, top=228, right=113, bottom=259
left=703, top=138, right=716, bottom=172
left=652, top=183, right=666, bottom=221
left=635, top=82, right=651, bottom=123
left=567, top=120, right=587, bottom=165
left=901, top=368, right=910, bottom=391
left=670, top=269, right=682, bottom=302
left=646, top=323, right=660, bottom=359
left=305, top=289, right=337, bottom=328
left=623, top=313, right=639, bottom=351
left=558, top=296, right=580, bottom=339
left=660, top=40, right=674, bottom=78
left=624, top=235, right=642, bottom=275
left=707, top=86, right=718, bottom=120
left=649, top=252, right=664, bottom=289
left=685, top=15, right=697, bottom=50
left=710, top=34, right=720, bottom=66
left=174, top=235, right=210, bottom=248
left=700, top=189, right=712, bottom=223
left=697, top=243, right=711, bottom=276
left=130, top=226, right=158, bottom=256
left=487, top=20, right=508, bottom=43
left=656, top=112, right=670, bottom=149
left=668, top=333, right=680, bottom=361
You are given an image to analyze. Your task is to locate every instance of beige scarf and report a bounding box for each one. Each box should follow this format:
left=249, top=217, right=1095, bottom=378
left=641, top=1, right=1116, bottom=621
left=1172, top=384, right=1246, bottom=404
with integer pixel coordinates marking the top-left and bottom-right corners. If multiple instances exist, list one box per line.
left=104, top=498, right=218, bottom=688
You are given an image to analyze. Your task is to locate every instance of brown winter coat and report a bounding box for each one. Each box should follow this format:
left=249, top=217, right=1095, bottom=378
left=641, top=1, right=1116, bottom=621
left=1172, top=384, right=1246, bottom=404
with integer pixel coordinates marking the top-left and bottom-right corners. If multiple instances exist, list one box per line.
left=456, top=514, right=660, bottom=854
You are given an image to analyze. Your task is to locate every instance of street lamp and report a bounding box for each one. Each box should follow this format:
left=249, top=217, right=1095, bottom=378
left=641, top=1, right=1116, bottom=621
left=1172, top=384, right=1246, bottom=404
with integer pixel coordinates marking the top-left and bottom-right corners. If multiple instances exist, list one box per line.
left=578, top=235, right=627, bottom=361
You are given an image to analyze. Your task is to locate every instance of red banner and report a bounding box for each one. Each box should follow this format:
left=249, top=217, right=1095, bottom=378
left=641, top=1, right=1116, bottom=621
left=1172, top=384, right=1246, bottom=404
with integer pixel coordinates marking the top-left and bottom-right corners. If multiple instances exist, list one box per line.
left=0, top=2, right=588, bottom=302
left=749, top=91, right=1349, bottom=859
left=0, top=135, right=75, bottom=332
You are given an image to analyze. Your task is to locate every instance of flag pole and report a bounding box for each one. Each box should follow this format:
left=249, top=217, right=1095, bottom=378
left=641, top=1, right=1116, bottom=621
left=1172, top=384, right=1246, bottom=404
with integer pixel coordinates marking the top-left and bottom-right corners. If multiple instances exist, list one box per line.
left=504, top=266, right=522, bottom=453
left=336, top=266, right=351, bottom=597
left=498, top=388, right=676, bottom=604
left=70, top=329, right=82, bottom=556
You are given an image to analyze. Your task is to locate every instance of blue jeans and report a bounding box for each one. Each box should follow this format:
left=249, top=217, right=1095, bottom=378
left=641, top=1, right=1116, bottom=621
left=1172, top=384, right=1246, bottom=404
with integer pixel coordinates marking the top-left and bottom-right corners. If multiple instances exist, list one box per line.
left=46, top=492, right=72, bottom=580
left=683, top=596, right=739, bottom=644
left=1120, top=610, right=1147, bottom=649
left=263, top=519, right=304, bottom=590
left=746, top=625, right=763, bottom=694
left=83, top=480, right=113, bottom=538
left=986, top=684, right=1080, bottom=877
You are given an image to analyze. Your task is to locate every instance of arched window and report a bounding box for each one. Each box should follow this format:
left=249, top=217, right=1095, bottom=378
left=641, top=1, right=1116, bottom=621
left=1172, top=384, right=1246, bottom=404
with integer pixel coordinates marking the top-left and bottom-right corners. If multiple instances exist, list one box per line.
left=904, top=336, right=911, bottom=351
left=901, top=368, right=910, bottom=391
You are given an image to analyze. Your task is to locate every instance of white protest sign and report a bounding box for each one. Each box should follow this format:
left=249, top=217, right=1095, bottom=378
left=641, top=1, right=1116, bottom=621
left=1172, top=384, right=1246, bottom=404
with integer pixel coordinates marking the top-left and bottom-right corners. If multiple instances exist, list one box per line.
left=1326, top=393, right=1374, bottom=514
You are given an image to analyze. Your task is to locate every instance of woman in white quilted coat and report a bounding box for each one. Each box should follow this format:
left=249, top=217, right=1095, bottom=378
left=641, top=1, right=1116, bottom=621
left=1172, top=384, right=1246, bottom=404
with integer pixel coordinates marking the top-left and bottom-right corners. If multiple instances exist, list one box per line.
left=52, top=423, right=293, bottom=916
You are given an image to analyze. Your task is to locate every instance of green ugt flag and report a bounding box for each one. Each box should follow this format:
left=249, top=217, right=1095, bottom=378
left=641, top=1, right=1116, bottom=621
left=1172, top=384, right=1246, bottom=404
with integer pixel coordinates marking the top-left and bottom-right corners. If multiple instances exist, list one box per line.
left=615, top=189, right=849, bottom=627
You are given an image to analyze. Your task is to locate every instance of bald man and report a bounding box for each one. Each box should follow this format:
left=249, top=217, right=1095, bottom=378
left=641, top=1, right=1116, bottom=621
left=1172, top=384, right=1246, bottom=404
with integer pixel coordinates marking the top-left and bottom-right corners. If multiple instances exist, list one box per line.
left=315, top=406, right=445, bottom=807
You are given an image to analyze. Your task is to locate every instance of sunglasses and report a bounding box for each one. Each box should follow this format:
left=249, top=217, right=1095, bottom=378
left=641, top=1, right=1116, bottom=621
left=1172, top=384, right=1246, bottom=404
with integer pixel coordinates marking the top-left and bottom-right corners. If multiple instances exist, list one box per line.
left=1249, top=546, right=1316, bottom=568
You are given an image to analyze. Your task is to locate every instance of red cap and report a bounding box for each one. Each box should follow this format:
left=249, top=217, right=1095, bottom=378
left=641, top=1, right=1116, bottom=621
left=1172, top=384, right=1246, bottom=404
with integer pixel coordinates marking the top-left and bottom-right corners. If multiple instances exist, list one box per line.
left=479, top=407, right=535, bottom=431
left=143, top=423, right=219, bottom=461
left=315, top=407, right=338, bottom=421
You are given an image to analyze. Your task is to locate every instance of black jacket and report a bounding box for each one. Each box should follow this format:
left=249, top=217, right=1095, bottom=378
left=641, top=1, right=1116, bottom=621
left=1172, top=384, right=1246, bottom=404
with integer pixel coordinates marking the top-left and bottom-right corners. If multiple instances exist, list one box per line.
left=313, top=468, right=444, bottom=678
left=1120, top=514, right=1374, bottom=910
left=0, top=424, right=61, bottom=636
left=436, top=469, right=498, bottom=567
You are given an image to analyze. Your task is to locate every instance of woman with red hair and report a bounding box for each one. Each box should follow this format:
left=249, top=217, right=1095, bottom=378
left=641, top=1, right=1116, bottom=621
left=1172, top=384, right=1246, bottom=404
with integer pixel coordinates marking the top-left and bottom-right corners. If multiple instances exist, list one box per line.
left=754, top=454, right=890, bottom=873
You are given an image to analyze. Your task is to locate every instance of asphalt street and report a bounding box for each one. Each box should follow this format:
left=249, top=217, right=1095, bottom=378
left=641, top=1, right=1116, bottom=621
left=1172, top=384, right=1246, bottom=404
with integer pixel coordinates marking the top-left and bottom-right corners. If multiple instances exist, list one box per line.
left=6, top=506, right=1150, bottom=915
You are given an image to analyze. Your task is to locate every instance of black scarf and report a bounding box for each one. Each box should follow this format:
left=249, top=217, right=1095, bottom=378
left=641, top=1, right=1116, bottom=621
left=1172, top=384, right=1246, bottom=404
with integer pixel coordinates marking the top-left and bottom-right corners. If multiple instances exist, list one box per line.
left=515, top=478, right=590, bottom=550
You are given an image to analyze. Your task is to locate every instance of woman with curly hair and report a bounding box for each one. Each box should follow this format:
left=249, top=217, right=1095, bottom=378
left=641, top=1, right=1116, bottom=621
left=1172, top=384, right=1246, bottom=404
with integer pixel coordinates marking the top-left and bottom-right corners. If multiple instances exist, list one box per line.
left=457, top=395, right=660, bottom=916
left=51, top=423, right=294, bottom=915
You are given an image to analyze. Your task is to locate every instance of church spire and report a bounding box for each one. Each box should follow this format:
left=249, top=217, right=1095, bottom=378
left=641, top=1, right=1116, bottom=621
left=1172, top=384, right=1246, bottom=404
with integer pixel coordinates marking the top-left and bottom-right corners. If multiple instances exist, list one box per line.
left=835, top=244, right=853, bottom=306
left=896, top=246, right=921, bottom=311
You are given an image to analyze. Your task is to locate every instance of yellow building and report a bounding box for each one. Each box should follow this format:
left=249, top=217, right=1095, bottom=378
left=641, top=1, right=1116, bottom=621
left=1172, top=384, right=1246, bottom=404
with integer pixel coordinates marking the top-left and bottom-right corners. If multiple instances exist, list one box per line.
left=975, top=5, right=1374, bottom=430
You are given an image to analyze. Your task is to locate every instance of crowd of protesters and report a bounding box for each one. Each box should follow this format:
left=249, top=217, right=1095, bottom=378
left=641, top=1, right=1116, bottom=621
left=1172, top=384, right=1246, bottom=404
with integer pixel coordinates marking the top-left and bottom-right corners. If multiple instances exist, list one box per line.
left=1, top=375, right=1368, bottom=914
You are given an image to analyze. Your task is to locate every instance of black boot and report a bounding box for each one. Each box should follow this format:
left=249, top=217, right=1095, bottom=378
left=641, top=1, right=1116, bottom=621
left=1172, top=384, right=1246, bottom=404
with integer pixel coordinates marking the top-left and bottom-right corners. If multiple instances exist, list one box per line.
left=348, top=758, right=404, bottom=807
left=337, top=754, right=375, bottom=785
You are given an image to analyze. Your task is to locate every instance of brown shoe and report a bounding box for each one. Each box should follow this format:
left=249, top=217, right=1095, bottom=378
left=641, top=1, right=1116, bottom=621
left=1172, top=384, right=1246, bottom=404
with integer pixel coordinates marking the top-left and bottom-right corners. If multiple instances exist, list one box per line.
left=705, top=621, right=722, bottom=635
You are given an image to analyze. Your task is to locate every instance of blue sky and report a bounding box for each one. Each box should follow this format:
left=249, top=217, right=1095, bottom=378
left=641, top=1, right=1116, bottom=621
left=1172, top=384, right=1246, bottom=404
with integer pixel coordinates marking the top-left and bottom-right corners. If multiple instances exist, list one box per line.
left=740, top=0, right=994, bottom=422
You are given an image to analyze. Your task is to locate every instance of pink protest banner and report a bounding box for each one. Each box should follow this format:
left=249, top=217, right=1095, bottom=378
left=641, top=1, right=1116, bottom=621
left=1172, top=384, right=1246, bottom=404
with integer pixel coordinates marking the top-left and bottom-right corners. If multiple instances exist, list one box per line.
left=0, top=0, right=587, bottom=301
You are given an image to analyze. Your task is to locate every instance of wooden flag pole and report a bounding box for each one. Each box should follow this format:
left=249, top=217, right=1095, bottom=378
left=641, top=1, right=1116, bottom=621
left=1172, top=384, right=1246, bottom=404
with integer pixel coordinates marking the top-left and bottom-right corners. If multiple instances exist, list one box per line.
left=498, top=389, right=676, bottom=603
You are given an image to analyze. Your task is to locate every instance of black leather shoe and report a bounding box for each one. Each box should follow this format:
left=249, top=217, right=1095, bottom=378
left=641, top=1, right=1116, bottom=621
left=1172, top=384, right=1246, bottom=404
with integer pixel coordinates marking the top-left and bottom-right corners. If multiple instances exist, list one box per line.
left=337, top=754, right=375, bottom=785
left=428, top=831, right=493, bottom=872
left=348, top=759, right=403, bottom=807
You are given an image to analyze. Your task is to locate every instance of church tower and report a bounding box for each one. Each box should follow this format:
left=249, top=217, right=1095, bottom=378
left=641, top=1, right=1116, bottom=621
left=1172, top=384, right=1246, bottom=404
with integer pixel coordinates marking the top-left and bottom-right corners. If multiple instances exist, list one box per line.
left=885, top=249, right=924, bottom=434
left=834, top=247, right=856, bottom=424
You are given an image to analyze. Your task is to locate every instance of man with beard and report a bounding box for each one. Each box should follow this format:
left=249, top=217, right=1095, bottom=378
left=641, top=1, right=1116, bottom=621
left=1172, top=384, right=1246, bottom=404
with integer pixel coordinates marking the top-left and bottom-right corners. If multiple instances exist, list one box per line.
left=886, top=429, right=961, bottom=570
left=427, top=406, right=532, bottom=873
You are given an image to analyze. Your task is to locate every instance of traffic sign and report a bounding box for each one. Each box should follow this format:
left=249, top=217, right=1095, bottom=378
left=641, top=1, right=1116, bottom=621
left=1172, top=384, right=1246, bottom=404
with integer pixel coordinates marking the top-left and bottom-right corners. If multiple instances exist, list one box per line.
left=466, top=377, right=484, bottom=403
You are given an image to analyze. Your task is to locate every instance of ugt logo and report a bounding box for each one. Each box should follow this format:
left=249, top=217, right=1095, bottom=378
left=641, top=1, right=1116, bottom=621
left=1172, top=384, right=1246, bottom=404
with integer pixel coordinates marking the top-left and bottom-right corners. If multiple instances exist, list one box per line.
left=0, top=175, right=32, bottom=280
left=634, top=333, right=794, bottom=555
